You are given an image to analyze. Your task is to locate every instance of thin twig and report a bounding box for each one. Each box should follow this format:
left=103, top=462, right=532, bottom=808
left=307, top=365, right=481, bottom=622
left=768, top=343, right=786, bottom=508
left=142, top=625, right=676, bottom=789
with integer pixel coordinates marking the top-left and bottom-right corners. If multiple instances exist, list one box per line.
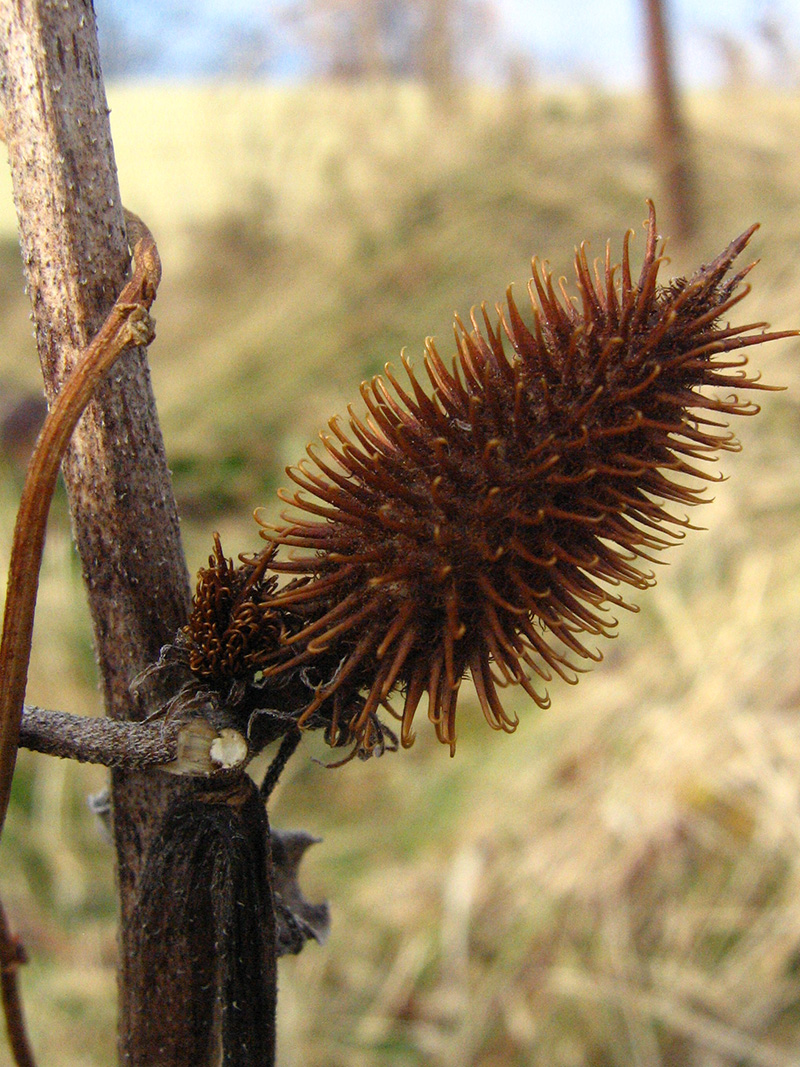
left=0, top=900, right=34, bottom=1067
left=260, top=728, right=302, bottom=800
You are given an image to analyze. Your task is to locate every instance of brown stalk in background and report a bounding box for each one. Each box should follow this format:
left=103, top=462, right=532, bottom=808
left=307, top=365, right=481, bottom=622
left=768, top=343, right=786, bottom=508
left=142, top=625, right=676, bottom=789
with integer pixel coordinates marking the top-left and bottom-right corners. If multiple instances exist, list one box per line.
left=643, top=0, right=697, bottom=241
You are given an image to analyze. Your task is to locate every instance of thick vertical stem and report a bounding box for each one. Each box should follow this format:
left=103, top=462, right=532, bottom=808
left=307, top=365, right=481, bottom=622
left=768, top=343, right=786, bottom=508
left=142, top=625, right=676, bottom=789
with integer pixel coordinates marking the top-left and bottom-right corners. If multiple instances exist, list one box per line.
left=0, top=3, right=276, bottom=1065
left=0, top=3, right=190, bottom=706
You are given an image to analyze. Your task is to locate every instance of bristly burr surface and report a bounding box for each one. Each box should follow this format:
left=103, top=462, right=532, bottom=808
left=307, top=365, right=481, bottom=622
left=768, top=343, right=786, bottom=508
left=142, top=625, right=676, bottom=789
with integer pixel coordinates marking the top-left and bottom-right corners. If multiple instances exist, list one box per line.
left=184, top=203, right=792, bottom=759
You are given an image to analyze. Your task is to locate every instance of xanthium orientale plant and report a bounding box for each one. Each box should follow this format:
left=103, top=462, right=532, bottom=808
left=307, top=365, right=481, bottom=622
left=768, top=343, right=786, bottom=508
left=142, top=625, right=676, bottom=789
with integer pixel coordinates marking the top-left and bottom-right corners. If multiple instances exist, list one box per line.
left=168, top=202, right=790, bottom=765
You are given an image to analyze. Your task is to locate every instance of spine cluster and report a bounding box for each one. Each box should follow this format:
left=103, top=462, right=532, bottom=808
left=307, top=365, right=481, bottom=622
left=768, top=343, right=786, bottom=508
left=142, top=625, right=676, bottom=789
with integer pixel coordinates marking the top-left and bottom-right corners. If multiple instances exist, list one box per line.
left=182, top=204, right=789, bottom=759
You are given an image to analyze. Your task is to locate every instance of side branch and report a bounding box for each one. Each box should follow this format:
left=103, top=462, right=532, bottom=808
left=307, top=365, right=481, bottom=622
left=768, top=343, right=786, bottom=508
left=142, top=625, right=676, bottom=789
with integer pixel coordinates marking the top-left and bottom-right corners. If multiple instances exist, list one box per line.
left=19, top=706, right=178, bottom=769
left=18, top=706, right=249, bottom=775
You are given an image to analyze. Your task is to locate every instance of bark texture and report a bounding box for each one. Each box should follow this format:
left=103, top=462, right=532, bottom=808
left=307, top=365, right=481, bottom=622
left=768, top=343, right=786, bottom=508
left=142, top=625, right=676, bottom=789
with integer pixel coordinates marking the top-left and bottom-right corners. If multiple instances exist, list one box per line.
left=19, top=706, right=180, bottom=768
left=0, top=0, right=190, bottom=711
left=0, top=3, right=277, bottom=1065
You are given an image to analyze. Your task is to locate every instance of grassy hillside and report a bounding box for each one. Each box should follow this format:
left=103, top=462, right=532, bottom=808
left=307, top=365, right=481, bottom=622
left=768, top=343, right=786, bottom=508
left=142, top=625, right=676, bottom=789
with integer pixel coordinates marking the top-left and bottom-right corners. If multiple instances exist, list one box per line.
left=0, top=83, right=799, bottom=1067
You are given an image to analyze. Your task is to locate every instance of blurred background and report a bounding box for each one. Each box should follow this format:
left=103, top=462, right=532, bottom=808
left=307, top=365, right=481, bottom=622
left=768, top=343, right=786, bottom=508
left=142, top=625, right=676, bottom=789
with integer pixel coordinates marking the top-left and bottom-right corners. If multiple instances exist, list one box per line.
left=1, top=1, right=800, bottom=1064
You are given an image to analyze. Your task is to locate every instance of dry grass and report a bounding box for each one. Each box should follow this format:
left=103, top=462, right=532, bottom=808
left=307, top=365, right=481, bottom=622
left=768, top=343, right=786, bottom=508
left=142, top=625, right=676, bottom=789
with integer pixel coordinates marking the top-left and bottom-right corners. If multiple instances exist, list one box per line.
left=0, top=82, right=798, bottom=1066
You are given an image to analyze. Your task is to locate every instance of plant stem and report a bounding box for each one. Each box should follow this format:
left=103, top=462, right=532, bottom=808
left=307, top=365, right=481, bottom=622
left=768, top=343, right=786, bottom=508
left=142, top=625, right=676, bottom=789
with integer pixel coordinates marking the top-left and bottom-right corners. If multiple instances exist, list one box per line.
left=0, top=900, right=34, bottom=1067
left=0, top=4, right=276, bottom=1065
left=19, top=705, right=253, bottom=776
left=19, top=706, right=179, bottom=769
left=0, top=218, right=159, bottom=833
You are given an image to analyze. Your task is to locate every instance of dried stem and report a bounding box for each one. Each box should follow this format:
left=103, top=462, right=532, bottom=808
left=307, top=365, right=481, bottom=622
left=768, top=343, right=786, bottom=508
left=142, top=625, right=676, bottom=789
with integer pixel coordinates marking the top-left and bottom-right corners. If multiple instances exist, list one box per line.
left=19, top=706, right=178, bottom=769
left=0, top=3, right=201, bottom=1063
left=0, top=219, right=159, bottom=1067
left=0, top=900, right=34, bottom=1067
left=260, top=727, right=302, bottom=799
left=0, top=216, right=160, bottom=834
left=0, top=5, right=280, bottom=1063
left=18, top=705, right=253, bottom=776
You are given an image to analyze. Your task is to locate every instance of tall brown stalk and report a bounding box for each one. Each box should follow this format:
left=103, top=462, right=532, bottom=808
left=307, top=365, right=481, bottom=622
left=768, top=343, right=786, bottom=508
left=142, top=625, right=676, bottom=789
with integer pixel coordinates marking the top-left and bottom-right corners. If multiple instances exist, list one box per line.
left=0, top=2, right=276, bottom=1064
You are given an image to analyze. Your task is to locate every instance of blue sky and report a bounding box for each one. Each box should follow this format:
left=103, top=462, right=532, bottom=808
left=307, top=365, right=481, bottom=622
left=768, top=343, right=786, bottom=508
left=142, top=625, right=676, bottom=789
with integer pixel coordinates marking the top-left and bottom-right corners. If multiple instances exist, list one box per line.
left=497, top=0, right=800, bottom=85
left=94, top=0, right=800, bottom=86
